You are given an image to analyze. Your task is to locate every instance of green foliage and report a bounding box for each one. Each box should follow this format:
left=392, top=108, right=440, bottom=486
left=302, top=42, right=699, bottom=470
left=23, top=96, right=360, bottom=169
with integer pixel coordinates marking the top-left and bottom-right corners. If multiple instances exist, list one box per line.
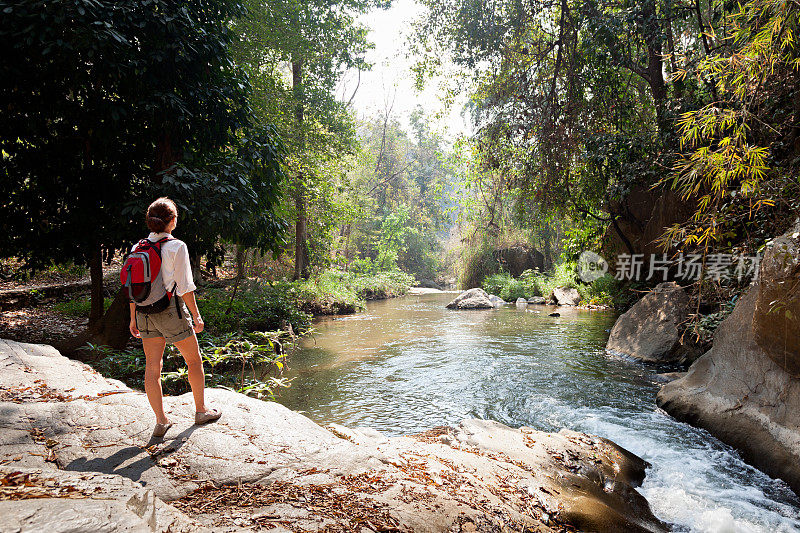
left=577, top=274, right=626, bottom=308
left=53, top=297, right=112, bottom=318
left=199, top=282, right=312, bottom=335
left=348, top=270, right=416, bottom=300
left=535, top=263, right=579, bottom=296
left=0, top=0, right=268, bottom=272
left=480, top=265, right=625, bottom=307
left=662, top=0, right=800, bottom=253
left=458, top=241, right=500, bottom=290
left=375, top=208, right=416, bottom=271
left=86, top=330, right=293, bottom=401
left=482, top=273, right=526, bottom=301
left=295, top=269, right=415, bottom=313
left=322, top=111, right=453, bottom=281
left=694, top=299, right=738, bottom=345
left=295, top=271, right=362, bottom=314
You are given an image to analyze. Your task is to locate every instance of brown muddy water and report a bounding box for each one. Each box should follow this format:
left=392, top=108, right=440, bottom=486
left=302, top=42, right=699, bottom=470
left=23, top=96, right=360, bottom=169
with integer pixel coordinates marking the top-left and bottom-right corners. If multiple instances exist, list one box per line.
left=274, top=292, right=800, bottom=532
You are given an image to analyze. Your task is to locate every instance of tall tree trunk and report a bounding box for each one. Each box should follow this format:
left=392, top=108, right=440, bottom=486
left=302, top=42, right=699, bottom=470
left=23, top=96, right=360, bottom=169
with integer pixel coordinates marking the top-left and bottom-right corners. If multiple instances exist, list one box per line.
left=292, top=57, right=310, bottom=280
left=236, top=245, right=248, bottom=280
left=190, top=250, right=203, bottom=286
left=642, top=1, right=668, bottom=135
left=57, top=288, right=131, bottom=359
left=88, top=245, right=104, bottom=325
left=294, top=191, right=310, bottom=279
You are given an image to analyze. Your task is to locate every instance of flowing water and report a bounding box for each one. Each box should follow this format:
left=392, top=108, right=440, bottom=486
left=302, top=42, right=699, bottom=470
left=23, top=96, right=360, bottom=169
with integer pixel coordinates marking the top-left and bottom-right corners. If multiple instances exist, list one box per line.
left=275, top=293, right=800, bottom=532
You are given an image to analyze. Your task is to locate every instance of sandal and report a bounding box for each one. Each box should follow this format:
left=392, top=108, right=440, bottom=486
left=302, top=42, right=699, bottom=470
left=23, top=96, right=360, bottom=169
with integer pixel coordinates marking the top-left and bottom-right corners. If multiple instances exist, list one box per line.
left=195, top=408, right=222, bottom=425
left=152, top=421, right=173, bottom=439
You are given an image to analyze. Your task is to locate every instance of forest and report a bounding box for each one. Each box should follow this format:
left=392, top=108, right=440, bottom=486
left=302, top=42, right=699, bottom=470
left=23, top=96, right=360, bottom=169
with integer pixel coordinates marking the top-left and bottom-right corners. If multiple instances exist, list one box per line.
left=2, top=0, right=800, bottom=530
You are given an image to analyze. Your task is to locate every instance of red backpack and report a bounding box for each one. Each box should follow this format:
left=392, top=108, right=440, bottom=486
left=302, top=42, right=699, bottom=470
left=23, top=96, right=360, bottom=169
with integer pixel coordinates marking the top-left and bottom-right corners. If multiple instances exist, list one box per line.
left=120, top=237, right=175, bottom=312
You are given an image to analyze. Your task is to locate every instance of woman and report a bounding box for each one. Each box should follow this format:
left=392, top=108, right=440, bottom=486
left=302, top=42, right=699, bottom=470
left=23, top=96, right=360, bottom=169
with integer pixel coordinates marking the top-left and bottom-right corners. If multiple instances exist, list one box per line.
left=128, top=197, right=221, bottom=438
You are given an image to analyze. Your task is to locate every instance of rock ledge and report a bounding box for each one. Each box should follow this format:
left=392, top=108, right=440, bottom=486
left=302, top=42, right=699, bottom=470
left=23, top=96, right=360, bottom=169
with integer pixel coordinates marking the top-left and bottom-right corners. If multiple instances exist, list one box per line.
left=1, top=338, right=666, bottom=532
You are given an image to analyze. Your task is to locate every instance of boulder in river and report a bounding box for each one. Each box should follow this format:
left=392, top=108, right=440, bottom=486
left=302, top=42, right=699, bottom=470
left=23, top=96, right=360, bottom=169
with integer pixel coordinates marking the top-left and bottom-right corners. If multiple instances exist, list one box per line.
left=488, top=294, right=506, bottom=307
left=417, top=279, right=444, bottom=291
left=445, top=288, right=495, bottom=309
left=606, top=281, right=701, bottom=364
left=0, top=338, right=667, bottom=532
left=515, top=297, right=527, bottom=307
left=527, top=296, right=546, bottom=304
left=552, top=286, right=581, bottom=306
left=657, top=221, right=800, bottom=494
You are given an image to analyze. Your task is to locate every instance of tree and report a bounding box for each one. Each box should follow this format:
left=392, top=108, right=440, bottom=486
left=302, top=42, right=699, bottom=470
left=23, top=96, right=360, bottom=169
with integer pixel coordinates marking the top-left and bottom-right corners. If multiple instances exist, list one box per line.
left=232, top=0, right=386, bottom=279
left=662, top=0, right=800, bottom=252
left=411, top=0, right=724, bottom=252
left=0, top=0, right=286, bottom=350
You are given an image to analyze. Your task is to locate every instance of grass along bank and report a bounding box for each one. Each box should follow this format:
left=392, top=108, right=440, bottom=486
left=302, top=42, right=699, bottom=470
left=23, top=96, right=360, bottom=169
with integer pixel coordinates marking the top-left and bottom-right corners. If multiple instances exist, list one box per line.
left=481, top=264, right=629, bottom=308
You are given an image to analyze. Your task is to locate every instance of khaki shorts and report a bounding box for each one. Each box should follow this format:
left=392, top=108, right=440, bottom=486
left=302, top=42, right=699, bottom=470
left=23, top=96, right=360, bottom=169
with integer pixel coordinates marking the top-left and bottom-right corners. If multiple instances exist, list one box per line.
left=135, top=297, right=193, bottom=343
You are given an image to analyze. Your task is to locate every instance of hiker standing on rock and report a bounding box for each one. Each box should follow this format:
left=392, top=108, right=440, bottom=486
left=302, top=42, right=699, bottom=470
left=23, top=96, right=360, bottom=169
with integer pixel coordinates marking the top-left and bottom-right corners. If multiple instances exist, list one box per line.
left=122, top=197, right=221, bottom=438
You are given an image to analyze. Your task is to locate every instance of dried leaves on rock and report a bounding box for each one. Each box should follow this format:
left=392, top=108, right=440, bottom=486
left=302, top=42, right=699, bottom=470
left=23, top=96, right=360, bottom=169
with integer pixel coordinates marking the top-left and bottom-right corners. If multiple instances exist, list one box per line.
left=174, top=475, right=404, bottom=532
left=0, top=471, right=90, bottom=501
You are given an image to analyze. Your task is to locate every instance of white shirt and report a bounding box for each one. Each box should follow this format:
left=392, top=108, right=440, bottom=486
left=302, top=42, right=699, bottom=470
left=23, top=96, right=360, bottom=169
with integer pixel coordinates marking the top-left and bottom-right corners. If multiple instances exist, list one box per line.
left=131, top=232, right=197, bottom=296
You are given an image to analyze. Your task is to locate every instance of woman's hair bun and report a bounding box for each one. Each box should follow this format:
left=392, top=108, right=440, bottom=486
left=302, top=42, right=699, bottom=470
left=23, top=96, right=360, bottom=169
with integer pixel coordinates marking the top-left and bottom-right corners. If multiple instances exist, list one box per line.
left=145, top=198, right=178, bottom=233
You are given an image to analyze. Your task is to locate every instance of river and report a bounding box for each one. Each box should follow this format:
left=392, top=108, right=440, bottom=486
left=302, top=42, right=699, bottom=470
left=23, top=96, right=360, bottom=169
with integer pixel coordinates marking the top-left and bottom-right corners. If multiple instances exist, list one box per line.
left=275, top=292, right=800, bottom=532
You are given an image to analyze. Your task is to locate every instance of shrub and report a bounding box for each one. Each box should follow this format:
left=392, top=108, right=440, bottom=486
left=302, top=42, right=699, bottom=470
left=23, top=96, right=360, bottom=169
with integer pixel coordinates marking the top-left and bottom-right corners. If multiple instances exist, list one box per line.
left=482, top=272, right=527, bottom=301
left=199, top=281, right=311, bottom=335
left=578, top=274, right=624, bottom=307
left=87, top=329, right=293, bottom=401
left=53, top=297, right=112, bottom=318
left=458, top=242, right=498, bottom=289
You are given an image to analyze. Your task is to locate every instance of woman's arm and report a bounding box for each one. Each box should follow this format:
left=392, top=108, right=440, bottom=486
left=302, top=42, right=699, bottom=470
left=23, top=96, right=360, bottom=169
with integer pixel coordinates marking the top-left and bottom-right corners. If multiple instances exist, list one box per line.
left=129, top=302, right=140, bottom=337
left=182, top=291, right=204, bottom=333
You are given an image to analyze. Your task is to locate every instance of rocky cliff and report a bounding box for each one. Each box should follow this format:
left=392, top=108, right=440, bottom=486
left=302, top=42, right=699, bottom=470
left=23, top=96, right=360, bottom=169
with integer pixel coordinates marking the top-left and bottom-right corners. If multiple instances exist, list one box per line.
left=0, top=338, right=667, bottom=532
left=657, top=221, right=800, bottom=494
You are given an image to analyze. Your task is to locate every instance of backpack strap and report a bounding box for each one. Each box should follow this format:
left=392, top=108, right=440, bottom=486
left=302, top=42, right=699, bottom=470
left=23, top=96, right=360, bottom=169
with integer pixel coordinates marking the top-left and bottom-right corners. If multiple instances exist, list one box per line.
left=139, top=236, right=173, bottom=258
left=124, top=263, right=134, bottom=301
left=171, top=282, right=183, bottom=319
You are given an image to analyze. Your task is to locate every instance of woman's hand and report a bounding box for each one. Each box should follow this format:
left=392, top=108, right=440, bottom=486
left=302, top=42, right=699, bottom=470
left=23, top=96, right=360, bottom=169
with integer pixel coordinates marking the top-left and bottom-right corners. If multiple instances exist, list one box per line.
left=129, top=320, right=141, bottom=338
left=193, top=315, right=204, bottom=334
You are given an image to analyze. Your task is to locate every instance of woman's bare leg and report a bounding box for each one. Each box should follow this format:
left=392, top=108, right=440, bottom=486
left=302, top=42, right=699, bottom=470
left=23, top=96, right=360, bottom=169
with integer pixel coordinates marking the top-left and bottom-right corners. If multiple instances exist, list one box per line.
left=142, top=336, right=169, bottom=425
left=173, top=333, right=208, bottom=414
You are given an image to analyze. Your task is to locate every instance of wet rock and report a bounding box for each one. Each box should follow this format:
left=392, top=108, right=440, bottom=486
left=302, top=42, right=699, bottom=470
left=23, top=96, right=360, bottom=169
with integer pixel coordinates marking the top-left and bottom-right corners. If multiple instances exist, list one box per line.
left=445, top=288, right=495, bottom=309
left=549, top=312, right=561, bottom=317
left=417, top=279, right=444, bottom=291
left=0, top=338, right=667, bottom=532
left=527, top=296, right=546, bottom=305
left=552, top=286, right=581, bottom=306
left=515, top=297, right=527, bottom=307
left=657, top=221, right=800, bottom=495
left=606, top=282, right=701, bottom=364
left=656, top=372, right=687, bottom=383
left=488, top=294, right=506, bottom=307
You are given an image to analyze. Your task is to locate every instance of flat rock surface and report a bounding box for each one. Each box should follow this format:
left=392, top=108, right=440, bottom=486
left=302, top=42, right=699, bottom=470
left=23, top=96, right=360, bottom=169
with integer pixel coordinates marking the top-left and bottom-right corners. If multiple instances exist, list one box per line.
left=0, top=468, right=208, bottom=533
left=1, top=338, right=666, bottom=532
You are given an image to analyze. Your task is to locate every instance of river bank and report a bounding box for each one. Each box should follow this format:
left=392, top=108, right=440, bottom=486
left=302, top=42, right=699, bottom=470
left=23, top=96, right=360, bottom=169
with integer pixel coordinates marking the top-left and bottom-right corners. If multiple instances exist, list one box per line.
left=0, top=338, right=666, bottom=532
